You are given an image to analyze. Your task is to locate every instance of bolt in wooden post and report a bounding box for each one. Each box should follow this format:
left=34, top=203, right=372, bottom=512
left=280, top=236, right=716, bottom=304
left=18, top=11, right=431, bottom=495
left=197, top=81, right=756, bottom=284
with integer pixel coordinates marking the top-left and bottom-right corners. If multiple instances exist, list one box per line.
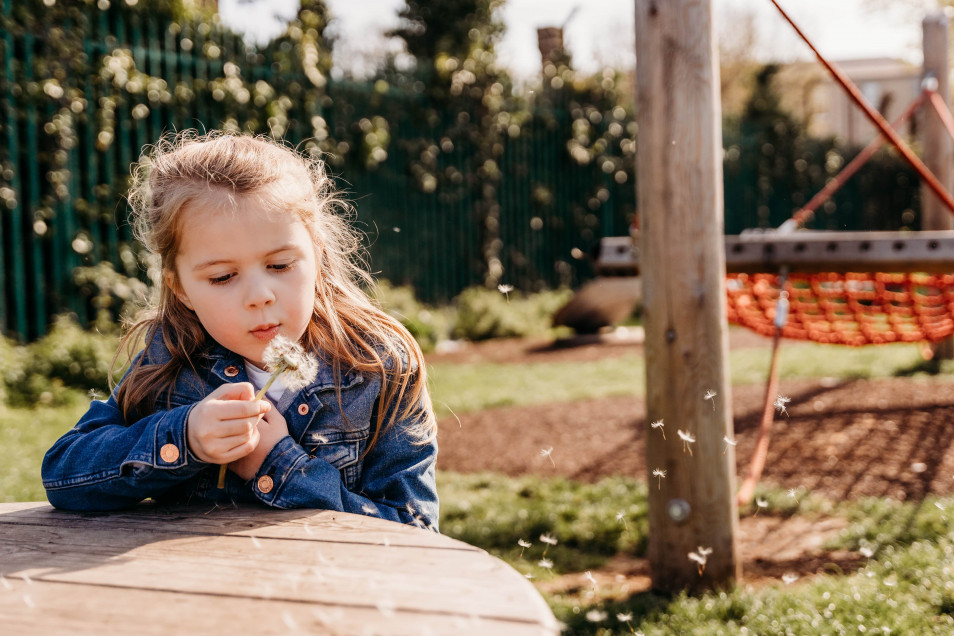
left=635, top=0, right=741, bottom=593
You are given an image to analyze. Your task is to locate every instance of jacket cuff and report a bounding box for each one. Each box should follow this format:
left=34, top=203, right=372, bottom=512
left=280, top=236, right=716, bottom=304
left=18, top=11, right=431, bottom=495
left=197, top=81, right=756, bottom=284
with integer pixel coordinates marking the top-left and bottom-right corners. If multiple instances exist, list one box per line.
left=251, top=436, right=307, bottom=504
left=148, top=405, right=205, bottom=471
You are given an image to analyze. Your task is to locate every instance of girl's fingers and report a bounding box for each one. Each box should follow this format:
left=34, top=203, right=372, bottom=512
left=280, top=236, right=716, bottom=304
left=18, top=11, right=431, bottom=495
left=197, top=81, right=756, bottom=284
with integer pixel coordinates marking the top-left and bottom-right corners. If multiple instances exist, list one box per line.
left=212, top=399, right=270, bottom=421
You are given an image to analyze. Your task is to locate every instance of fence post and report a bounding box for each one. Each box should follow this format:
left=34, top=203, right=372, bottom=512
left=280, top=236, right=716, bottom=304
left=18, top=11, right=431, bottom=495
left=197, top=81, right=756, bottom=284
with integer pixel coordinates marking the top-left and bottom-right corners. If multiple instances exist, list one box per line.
left=635, top=0, right=741, bottom=592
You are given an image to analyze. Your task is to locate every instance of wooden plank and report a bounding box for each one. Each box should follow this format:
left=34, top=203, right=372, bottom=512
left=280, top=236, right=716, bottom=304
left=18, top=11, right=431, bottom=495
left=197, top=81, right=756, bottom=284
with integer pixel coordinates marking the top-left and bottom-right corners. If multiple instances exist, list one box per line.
left=0, top=577, right=549, bottom=636
left=724, top=230, right=954, bottom=273
left=0, top=503, right=470, bottom=551
left=595, top=231, right=954, bottom=275
left=0, top=504, right=558, bottom=633
left=635, top=0, right=740, bottom=592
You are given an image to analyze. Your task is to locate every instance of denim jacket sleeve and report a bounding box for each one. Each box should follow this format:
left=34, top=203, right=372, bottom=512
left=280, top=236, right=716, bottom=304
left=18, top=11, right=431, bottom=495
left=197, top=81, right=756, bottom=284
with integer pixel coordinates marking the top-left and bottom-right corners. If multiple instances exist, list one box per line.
left=250, top=373, right=439, bottom=531
left=41, top=388, right=209, bottom=511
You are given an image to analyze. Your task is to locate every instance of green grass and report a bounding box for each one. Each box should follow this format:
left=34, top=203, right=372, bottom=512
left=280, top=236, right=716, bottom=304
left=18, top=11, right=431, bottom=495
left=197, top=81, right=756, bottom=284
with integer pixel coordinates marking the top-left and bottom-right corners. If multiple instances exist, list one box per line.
left=0, top=391, right=88, bottom=503
left=428, top=339, right=953, bottom=417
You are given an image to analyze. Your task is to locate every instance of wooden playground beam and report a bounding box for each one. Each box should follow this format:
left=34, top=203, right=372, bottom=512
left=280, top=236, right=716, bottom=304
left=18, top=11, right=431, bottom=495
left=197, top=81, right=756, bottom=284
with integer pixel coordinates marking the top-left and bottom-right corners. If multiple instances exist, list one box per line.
left=635, top=0, right=741, bottom=594
left=595, top=231, right=954, bottom=276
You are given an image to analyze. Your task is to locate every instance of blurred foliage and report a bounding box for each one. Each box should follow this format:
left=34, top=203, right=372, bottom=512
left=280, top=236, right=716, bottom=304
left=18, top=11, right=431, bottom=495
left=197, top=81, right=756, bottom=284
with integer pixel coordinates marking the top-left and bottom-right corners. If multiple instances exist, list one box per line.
left=450, top=285, right=572, bottom=341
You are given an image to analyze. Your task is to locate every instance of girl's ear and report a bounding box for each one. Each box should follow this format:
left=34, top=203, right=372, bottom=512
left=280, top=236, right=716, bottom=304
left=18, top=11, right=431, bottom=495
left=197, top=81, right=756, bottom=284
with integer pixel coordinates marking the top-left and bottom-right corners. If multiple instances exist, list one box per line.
left=165, top=270, right=194, bottom=310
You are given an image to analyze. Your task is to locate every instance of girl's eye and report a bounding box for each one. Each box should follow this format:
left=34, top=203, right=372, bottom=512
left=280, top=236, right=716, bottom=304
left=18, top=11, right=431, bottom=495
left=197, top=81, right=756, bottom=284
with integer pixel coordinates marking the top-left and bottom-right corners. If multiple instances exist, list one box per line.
left=209, top=273, right=234, bottom=285
left=270, top=261, right=296, bottom=273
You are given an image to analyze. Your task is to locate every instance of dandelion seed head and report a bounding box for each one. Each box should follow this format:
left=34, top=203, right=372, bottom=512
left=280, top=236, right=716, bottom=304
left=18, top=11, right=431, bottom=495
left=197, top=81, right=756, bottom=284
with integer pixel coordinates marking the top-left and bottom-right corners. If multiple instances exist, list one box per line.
left=261, top=335, right=319, bottom=391
left=497, top=284, right=514, bottom=294
left=756, top=498, right=769, bottom=509
left=677, top=429, right=695, bottom=443
left=782, top=572, right=799, bottom=584
left=538, top=558, right=553, bottom=569
left=704, top=389, right=717, bottom=400
left=617, top=612, right=633, bottom=622
left=652, top=468, right=667, bottom=478
left=361, top=504, right=376, bottom=515
left=615, top=511, right=626, bottom=522
left=540, top=447, right=553, bottom=458
left=518, top=539, right=532, bottom=548
left=584, top=571, right=597, bottom=586
left=250, top=535, right=262, bottom=549
left=774, top=394, right=791, bottom=415
left=651, top=419, right=664, bottom=429
left=723, top=435, right=737, bottom=447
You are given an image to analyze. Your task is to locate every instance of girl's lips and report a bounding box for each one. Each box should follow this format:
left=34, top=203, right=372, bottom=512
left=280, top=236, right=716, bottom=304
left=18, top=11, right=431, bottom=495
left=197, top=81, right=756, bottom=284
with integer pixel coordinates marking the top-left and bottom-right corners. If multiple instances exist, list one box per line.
left=250, top=325, right=280, bottom=341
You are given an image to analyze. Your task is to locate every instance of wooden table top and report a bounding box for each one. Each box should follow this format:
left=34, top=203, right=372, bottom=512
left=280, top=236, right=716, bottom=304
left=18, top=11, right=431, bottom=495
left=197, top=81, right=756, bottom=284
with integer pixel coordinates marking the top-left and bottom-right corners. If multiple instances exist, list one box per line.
left=0, top=502, right=559, bottom=635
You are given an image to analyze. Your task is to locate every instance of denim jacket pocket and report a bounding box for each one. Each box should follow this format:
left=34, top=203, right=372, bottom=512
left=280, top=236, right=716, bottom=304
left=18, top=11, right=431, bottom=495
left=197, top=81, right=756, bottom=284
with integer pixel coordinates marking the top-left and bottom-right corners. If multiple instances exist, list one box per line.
left=303, top=428, right=368, bottom=490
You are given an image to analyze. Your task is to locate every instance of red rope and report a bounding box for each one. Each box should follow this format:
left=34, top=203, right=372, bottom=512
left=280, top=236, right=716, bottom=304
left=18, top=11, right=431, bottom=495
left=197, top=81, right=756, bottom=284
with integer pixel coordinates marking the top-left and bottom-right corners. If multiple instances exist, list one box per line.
left=769, top=0, right=954, bottom=215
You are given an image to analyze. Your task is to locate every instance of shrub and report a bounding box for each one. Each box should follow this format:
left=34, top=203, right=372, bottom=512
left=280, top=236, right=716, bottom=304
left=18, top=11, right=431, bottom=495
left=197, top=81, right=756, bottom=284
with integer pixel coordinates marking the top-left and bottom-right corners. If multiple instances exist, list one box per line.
left=2, top=315, right=120, bottom=407
left=451, top=286, right=573, bottom=341
left=369, top=281, right=453, bottom=352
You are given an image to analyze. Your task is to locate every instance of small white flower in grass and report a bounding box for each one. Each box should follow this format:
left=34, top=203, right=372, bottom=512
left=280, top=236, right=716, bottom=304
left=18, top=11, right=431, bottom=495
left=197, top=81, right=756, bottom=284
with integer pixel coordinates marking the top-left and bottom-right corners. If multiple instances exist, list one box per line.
left=538, top=558, right=553, bottom=569
left=774, top=394, right=791, bottom=416
left=704, top=389, right=717, bottom=410
left=781, top=572, right=799, bottom=584
left=652, top=468, right=667, bottom=490
left=497, top=284, right=514, bottom=302
left=723, top=435, right=737, bottom=455
left=650, top=419, right=666, bottom=440
left=677, top=429, right=696, bottom=455
left=540, top=447, right=555, bottom=466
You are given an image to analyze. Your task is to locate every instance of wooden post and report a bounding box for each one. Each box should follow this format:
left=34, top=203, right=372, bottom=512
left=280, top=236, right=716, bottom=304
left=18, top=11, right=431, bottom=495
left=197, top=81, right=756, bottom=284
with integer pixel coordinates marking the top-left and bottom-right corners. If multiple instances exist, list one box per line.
left=635, top=0, right=740, bottom=593
left=922, top=12, right=954, bottom=359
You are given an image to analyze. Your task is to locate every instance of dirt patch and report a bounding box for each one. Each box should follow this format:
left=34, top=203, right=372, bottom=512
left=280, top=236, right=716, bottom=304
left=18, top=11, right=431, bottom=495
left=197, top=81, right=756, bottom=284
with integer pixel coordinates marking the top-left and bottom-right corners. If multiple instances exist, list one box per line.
left=430, top=328, right=954, bottom=587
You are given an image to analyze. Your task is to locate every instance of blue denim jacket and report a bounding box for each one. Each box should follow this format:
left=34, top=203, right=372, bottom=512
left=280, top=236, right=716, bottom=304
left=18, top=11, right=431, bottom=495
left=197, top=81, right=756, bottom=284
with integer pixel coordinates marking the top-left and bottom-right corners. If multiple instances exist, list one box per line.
left=42, top=330, right=439, bottom=530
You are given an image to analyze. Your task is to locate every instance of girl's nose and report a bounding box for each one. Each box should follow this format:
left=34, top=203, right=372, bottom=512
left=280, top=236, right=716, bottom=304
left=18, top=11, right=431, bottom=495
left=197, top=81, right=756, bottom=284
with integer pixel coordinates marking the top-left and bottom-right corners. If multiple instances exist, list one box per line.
left=244, top=273, right=276, bottom=308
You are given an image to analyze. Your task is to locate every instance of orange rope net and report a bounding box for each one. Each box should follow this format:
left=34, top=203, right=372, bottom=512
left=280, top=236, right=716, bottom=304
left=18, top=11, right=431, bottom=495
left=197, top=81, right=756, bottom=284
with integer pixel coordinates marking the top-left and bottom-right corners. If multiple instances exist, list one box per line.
left=726, top=272, right=954, bottom=346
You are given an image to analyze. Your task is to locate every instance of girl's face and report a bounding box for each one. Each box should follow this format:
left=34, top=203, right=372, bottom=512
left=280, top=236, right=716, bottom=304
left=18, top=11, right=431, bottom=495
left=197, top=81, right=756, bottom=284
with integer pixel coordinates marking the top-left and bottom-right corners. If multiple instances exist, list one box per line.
left=169, top=195, right=318, bottom=368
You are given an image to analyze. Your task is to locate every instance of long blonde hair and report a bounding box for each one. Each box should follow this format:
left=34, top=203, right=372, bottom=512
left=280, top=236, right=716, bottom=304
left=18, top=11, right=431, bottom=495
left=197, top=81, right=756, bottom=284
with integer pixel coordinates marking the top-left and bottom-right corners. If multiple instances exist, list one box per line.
left=115, top=130, right=435, bottom=446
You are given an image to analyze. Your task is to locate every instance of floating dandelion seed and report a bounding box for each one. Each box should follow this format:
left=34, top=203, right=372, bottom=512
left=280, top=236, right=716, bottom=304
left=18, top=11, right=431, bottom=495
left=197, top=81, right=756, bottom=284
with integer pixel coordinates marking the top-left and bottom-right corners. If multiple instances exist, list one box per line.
left=525, top=573, right=534, bottom=580
left=540, top=447, right=555, bottom=466
left=393, top=227, right=401, bottom=233
left=361, top=504, right=376, bottom=515
left=539, top=533, right=558, bottom=558
left=497, top=284, right=514, bottom=302
left=723, top=435, right=737, bottom=455
left=677, top=429, right=696, bottom=455
left=754, top=498, right=768, bottom=517
left=788, top=487, right=800, bottom=503
left=584, top=571, right=598, bottom=589
left=405, top=501, right=417, bottom=516
left=652, top=468, right=667, bottom=490
left=538, top=558, right=553, bottom=569
left=585, top=609, right=608, bottom=623
left=615, top=511, right=628, bottom=529
left=781, top=572, right=799, bottom=584
left=217, top=335, right=319, bottom=488
left=935, top=501, right=946, bottom=511
left=774, top=394, right=791, bottom=416
left=650, top=419, right=666, bottom=440
left=688, top=546, right=713, bottom=576
left=517, top=538, right=532, bottom=558
left=250, top=535, right=262, bottom=549
left=704, top=389, right=717, bottom=410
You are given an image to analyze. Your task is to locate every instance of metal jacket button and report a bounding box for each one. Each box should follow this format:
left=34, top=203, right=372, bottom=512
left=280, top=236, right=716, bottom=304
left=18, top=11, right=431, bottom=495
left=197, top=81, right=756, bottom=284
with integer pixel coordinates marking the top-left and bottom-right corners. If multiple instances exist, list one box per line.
left=224, top=365, right=239, bottom=377
left=159, top=444, right=180, bottom=463
left=257, top=475, right=274, bottom=493
left=298, top=403, right=309, bottom=415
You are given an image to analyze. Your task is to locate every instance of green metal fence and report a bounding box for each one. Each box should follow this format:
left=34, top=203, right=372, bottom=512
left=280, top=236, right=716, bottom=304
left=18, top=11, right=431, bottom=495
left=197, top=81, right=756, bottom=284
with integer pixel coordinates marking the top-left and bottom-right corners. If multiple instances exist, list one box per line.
left=0, top=3, right=921, bottom=342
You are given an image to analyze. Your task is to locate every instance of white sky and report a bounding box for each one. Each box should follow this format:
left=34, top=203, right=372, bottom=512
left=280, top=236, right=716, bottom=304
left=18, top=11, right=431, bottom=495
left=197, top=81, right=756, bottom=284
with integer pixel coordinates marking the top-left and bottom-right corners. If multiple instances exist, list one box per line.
left=218, top=0, right=936, bottom=80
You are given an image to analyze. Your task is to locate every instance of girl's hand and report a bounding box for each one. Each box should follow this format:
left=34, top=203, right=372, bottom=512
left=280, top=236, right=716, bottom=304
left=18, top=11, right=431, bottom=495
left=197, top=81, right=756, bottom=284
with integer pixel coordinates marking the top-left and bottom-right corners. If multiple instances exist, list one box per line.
left=228, top=406, right=290, bottom=481
left=186, top=383, right=270, bottom=465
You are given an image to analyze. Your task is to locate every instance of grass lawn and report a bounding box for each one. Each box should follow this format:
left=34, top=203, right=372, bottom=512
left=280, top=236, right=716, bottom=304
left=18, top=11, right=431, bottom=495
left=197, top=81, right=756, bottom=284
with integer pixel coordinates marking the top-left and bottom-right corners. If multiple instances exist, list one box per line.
left=4, top=338, right=954, bottom=634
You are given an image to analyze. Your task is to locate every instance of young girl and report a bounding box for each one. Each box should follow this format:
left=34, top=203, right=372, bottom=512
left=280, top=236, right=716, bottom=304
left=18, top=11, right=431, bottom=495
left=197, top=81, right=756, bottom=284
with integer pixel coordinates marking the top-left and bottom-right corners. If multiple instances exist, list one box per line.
left=42, top=131, right=439, bottom=530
